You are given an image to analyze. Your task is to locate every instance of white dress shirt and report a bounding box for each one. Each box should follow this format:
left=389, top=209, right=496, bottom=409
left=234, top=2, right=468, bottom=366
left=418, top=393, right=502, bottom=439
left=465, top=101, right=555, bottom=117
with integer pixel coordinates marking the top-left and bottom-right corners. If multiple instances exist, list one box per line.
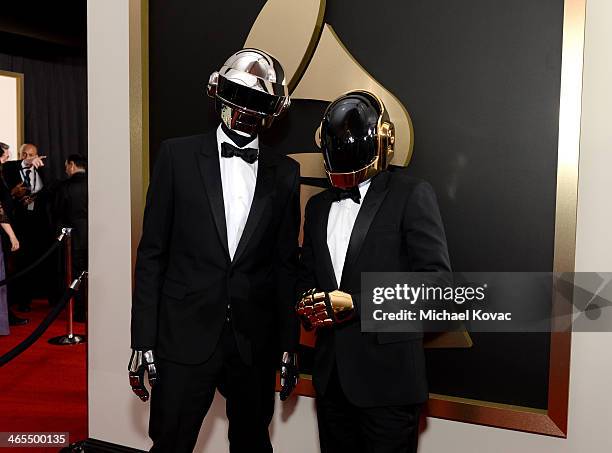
left=326, top=179, right=371, bottom=287
left=216, top=124, right=259, bottom=260
left=20, top=161, right=44, bottom=211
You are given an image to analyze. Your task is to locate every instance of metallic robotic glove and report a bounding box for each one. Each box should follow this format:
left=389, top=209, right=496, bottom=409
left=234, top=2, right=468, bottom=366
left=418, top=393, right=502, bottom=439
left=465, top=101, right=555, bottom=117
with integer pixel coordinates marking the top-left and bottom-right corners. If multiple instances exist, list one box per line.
left=279, top=351, right=298, bottom=401
left=296, top=289, right=354, bottom=330
left=128, top=349, right=158, bottom=402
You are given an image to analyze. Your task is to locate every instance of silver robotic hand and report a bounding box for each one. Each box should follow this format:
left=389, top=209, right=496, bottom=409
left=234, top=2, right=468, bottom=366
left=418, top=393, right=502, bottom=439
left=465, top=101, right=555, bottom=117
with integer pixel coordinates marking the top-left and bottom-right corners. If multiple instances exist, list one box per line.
left=279, top=351, right=298, bottom=401
left=128, top=349, right=158, bottom=402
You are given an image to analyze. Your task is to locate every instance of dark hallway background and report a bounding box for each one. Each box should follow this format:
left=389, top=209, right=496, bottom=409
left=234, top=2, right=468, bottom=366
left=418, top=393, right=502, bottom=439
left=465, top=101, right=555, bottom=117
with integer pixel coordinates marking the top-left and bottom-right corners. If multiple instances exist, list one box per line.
left=0, top=2, right=87, bottom=302
left=0, top=1, right=87, bottom=183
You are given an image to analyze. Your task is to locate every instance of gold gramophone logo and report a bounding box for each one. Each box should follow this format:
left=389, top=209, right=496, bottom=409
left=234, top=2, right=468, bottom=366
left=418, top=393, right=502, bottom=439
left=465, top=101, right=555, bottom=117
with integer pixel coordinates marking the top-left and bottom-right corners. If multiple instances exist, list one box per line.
left=245, top=1, right=471, bottom=351
left=244, top=0, right=414, bottom=179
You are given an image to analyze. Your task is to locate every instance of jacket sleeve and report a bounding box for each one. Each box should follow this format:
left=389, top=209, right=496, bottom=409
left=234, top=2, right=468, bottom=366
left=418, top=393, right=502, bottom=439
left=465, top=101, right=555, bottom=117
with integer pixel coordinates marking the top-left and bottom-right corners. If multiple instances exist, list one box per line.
left=274, top=162, right=301, bottom=352
left=402, top=181, right=451, bottom=273
left=297, top=197, right=318, bottom=298
left=131, top=141, right=174, bottom=350
left=353, top=181, right=451, bottom=321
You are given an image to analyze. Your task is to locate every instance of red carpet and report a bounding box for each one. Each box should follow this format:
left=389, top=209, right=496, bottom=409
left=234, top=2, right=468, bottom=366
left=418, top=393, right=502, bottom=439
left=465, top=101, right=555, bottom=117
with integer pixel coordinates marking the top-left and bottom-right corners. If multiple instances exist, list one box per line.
left=0, top=300, right=87, bottom=452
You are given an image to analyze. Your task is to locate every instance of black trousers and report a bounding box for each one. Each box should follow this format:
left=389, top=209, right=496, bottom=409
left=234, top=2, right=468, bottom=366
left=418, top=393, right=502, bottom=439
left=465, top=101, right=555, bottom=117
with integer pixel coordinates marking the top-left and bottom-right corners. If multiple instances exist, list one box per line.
left=316, top=366, right=421, bottom=453
left=9, top=207, right=54, bottom=308
left=149, top=321, right=276, bottom=453
left=10, top=212, right=41, bottom=308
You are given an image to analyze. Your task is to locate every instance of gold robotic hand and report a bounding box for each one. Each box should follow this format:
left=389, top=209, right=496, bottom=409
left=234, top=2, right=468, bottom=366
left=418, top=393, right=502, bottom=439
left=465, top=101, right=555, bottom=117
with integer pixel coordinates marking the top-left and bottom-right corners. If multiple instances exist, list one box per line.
left=296, top=289, right=318, bottom=331
left=296, top=289, right=354, bottom=329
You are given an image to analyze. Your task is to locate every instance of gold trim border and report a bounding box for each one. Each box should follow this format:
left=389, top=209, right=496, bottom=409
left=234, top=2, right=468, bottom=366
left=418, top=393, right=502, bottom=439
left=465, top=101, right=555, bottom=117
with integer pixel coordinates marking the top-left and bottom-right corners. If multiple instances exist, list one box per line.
left=416, top=0, right=582, bottom=437
left=428, top=393, right=548, bottom=415
left=129, top=0, right=150, bottom=271
left=0, top=69, right=25, bottom=156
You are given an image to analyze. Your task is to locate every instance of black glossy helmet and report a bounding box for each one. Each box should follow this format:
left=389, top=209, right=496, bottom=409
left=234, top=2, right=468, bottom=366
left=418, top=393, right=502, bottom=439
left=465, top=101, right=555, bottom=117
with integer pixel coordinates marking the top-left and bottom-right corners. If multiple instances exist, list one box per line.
left=207, top=48, right=291, bottom=135
left=316, top=90, right=395, bottom=188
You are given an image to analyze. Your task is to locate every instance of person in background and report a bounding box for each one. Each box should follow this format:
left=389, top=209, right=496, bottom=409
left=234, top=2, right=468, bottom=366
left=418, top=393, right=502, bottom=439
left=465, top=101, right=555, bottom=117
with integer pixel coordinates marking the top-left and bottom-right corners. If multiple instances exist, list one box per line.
left=53, top=154, right=88, bottom=322
left=0, top=142, right=22, bottom=334
left=3, top=143, right=48, bottom=313
left=3, top=143, right=47, bottom=204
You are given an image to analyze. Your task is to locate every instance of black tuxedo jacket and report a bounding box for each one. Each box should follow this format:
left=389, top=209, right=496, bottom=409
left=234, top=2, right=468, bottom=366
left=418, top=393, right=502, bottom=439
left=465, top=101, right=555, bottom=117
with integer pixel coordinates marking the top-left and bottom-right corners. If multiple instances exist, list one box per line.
left=0, top=165, right=15, bottom=223
left=3, top=160, right=24, bottom=189
left=3, top=159, right=47, bottom=192
left=2, top=160, right=50, bottom=232
left=131, top=132, right=301, bottom=365
left=299, top=168, right=451, bottom=407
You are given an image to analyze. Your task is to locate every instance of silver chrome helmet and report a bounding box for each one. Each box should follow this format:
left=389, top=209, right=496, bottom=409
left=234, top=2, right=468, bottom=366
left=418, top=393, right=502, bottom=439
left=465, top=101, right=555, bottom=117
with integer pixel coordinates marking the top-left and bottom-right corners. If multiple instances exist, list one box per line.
left=207, top=48, right=291, bottom=135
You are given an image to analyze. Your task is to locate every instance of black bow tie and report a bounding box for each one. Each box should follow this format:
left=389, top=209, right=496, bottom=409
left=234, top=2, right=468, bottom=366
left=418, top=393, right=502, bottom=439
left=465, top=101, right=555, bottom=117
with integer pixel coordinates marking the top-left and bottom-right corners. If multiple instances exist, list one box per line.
left=331, top=187, right=361, bottom=204
left=221, top=142, right=258, bottom=164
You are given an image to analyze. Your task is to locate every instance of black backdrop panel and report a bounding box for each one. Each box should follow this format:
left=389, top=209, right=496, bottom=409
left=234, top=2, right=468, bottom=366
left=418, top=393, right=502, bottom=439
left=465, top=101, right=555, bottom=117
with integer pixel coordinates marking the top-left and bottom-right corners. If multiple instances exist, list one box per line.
left=149, top=0, right=564, bottom=410
left=149, top=0, right=267, bottom=155
left=0, top=35, right=87, bottom=183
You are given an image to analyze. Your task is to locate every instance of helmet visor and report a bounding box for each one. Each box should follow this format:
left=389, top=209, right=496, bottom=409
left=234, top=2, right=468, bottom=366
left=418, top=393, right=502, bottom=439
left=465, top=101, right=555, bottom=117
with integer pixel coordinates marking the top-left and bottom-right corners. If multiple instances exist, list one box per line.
left=217, top=76, right=284, bottom=117
left=320, top=92, right=381, bottom=173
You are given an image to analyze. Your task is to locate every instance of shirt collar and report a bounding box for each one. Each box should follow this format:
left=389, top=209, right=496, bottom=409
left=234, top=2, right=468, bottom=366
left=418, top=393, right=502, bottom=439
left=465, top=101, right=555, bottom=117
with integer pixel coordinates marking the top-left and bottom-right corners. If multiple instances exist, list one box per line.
left=216, top=124, right=259, bottom=151
left=357, top=178, right=372, bottom=198
left=331, top=178, right=372, bottom=205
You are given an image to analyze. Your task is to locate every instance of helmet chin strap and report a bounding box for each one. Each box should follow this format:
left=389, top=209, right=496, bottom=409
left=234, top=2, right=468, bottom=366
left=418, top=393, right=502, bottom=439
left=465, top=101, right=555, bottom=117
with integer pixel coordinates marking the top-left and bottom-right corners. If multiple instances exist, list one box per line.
left=220, top=104, right=259, bottom=139
left=220, top=121, right=257, bottom=148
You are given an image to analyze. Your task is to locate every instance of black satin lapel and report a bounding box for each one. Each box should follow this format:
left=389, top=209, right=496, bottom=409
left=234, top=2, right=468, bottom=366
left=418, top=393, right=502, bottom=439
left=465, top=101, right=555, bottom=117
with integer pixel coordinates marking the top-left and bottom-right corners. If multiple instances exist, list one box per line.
left=232, top=151, right=274, bottom=264
left=197, top=133, right=230, bottom=260
left=316, top=192, right=339, bottom=289
left=340, top=176, right=390, bottom=289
